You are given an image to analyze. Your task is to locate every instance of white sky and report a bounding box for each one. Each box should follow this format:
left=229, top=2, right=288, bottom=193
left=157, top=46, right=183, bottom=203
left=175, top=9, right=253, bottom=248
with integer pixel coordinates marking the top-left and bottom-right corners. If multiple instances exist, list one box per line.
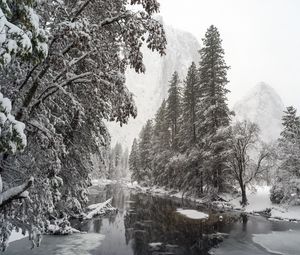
left=159, top=0, right=300, bottom=109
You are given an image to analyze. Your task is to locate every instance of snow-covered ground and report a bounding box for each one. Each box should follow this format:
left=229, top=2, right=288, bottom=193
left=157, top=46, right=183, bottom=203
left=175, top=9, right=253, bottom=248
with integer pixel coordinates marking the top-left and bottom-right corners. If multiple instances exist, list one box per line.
left=224, top=186, right=273, bottom=213
left=8, top=230, right=27, bottom=243
left=223, top=186, right=300, bottom=222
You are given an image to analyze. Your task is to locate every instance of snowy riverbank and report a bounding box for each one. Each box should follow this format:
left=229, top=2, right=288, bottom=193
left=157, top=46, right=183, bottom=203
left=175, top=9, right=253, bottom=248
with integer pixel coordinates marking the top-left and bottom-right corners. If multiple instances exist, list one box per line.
left=222, top=186, right=300, bottom=222
left=92, top=179, right=300, bottom=222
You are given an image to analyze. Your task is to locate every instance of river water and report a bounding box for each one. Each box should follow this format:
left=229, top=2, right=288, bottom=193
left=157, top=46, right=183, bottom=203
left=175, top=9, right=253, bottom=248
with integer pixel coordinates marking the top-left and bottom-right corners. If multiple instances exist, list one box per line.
left=3, top=184, right=300, bottom=255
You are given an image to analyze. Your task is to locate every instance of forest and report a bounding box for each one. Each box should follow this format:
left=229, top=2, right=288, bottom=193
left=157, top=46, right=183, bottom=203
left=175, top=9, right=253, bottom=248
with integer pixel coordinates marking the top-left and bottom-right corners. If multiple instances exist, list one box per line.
left=129, top=25, right=300, bottom=208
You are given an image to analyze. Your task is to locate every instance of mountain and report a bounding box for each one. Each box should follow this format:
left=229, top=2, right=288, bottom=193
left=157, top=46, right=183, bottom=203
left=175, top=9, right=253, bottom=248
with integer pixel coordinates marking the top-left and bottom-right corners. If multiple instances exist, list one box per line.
left=233, top=82, right=285, bottom=142
left=108, top=23, right=201, bottom=148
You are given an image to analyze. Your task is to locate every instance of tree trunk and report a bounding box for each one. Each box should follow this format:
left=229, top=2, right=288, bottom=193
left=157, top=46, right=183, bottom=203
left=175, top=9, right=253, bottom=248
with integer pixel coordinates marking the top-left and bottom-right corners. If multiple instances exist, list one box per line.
left=241, top=184, right=247, bottom=206
left=200, top=172, right=203, bottom=194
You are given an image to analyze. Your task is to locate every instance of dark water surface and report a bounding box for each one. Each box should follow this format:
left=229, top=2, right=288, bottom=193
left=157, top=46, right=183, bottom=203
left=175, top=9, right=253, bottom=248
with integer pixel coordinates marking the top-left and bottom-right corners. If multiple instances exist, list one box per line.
left=3, top=184, right=300, bottom=255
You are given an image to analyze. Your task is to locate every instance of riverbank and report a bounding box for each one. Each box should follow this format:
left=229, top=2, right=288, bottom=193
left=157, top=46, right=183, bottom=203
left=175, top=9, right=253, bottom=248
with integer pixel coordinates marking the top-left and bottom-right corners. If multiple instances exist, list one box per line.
left=92, top=179, right=300, bottom=223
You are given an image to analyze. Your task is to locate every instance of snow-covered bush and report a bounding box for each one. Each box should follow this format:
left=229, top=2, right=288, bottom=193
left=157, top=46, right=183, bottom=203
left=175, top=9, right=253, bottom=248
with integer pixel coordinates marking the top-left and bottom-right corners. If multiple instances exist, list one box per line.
left=270, top=183, right=284, bottom=204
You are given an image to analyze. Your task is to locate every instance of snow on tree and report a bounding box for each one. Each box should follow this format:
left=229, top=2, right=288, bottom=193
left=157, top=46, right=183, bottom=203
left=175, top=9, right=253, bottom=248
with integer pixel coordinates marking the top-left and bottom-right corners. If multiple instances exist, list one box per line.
left=151, top=99, right=171, bottom=184
left=133, top=25, right=234, bottom=197
left=271, top=106, right=300, bottom=205
left=107, top=142, right=128, bottom=179
left=129, top=138, right=141, bottom=182
left=0, top=0, right=166, bottom=248
left=0, top=0, right=47, bottom=67
left=138, top=120, right=153, bottom=183
left=0, top=93, right=36, bottom=251
left=227, top=120, right=271, bottom=206
left=167, top=71, right=182, bottom=150
left=196, top=25, right=232, bottom=192
left=178, top=62, right=199, bottom=151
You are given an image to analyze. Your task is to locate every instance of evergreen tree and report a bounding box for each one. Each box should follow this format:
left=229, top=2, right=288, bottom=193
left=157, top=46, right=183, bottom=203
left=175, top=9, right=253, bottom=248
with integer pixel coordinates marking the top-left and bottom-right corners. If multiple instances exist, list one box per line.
left=138, top=120, right=153, bottom=183
left=129, top=139, right=140, bottom=182
left=108, top=148, right=116, bottom=179
left=152, top=99, right=171, bottom=183
left=197, top=25, right=231, bottom=192
left=271, top=106, right=300, bottom=204
left=152, top=100, right=171, bottom=153
left=167, top=72, right=182, bottom=150
left=114, top=142, right=123, bottom=178
left=280, top=106, right=300, bottom=141
left=123, top=147, right=129, bottom=177
left=179, top=62, right=199, bottom=151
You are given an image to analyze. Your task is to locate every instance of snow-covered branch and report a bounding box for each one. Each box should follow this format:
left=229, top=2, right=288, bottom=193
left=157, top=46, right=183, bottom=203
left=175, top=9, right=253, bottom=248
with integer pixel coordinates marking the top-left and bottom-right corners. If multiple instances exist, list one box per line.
left=83, top=198, right=117, bottom=220
left=0, top=177, right=34, bottom=207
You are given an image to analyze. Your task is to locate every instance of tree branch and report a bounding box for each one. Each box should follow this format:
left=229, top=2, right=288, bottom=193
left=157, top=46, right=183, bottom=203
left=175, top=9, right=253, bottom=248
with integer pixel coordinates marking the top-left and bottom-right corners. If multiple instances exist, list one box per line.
left=0, top=177, right=34, bottom=207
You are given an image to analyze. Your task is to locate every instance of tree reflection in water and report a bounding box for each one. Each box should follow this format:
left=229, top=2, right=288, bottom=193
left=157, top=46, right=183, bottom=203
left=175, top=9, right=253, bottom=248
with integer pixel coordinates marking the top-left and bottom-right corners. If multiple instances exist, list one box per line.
left=124, top=193, right=238, bottom=255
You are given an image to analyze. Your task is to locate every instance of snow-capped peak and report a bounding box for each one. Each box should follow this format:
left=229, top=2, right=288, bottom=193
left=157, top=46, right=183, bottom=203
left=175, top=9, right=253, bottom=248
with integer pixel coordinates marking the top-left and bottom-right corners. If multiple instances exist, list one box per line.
left=233, top=82, right=285, bottom=142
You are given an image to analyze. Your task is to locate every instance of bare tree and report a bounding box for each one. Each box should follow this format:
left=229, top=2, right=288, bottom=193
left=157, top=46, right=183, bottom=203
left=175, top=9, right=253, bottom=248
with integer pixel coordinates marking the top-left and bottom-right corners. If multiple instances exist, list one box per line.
left=227, top=120, right=271, bottom=206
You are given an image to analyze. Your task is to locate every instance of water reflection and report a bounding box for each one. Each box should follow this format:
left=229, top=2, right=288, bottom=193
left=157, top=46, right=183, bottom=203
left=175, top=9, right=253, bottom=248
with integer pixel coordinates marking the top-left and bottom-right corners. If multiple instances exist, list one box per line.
left=123, top=193, right=231, bottom=255
left=4, top=184, right=300, bottom=255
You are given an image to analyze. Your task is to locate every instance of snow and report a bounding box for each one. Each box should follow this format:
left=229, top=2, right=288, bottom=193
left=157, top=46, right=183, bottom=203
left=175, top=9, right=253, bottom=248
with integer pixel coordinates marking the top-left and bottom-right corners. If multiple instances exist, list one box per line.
left=91, top=179, right=117, bottom=186
left=84, top=198, right=116, bottom=220
left=149, top=242, right=163, bottom=247
left=176, top=209, right=209, bottom=220
left=227, top=186, right=273, bottom=213
left=8, top=230, right=27, bottom=243
left=223, top=185, right=300, bottom=222
left=0, top=92, right=27, bottom=151
left=253, top=230, right=300, bottom=255
left=123, top=179, right=300, bottom=223
left=271, top=206, right=300, bottom=221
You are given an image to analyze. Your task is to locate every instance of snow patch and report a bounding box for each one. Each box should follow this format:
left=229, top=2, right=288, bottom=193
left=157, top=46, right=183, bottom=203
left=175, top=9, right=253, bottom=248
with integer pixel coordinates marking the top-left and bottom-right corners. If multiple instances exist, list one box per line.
left=8, top=230, right=27, bottom=243
left=176, top=209, right=209, bottom=220
left=149, top=242, right=163, bottom=247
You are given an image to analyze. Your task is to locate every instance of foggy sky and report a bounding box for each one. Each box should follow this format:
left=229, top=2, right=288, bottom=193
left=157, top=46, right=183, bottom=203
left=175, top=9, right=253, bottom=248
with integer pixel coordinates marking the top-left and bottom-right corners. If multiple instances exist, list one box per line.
left=159, top=0, right=300, bottom=109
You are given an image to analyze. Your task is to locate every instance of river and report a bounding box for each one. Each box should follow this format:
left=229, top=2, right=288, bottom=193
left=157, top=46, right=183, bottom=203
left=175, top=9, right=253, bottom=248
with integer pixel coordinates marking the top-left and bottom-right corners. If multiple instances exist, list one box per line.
left=3, top=183, right=300, bottom=255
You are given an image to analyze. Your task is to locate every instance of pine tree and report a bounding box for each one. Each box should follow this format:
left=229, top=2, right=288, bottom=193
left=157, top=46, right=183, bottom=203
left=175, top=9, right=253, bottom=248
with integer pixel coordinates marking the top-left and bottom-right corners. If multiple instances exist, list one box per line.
left=197, top=25, right=231, bottom=192
left=153, top=100, right=171, bottom=153
left=271, top=106, right=300, bottom=204
left=123, top=147, right=129, bottom=177
left=280, top=106, right=300, bottom=141
left=138, top=120, right=153, bottom=183
left=129, top=139, right=140, bottom=182
left=152, top=99, right=171, bottom=183
left=179, top=62, right=199, bottom=151
left=167, top=72, right=182, bottom=150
